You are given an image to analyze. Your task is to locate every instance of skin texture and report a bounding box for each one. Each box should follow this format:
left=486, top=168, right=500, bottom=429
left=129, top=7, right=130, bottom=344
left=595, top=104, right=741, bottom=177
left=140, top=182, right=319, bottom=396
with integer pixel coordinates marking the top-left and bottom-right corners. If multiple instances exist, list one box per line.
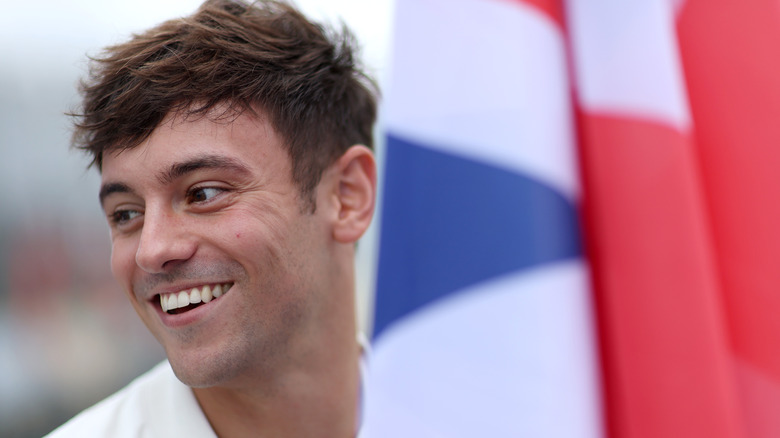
left=99, top=108, right=376, bottom=437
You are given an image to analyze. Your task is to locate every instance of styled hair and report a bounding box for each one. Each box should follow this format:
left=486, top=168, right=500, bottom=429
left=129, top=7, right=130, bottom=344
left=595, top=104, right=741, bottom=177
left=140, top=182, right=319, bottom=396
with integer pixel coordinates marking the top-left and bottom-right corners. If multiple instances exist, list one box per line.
left=72, top=0, right=378, bottom=208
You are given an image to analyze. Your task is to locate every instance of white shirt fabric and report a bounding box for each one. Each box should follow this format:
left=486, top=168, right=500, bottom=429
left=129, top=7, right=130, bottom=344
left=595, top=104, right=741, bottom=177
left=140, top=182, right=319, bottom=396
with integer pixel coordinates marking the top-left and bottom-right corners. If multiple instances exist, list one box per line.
left=46, top=352, right=368, bottom=437
left=44, top=361, right=217, bottom=438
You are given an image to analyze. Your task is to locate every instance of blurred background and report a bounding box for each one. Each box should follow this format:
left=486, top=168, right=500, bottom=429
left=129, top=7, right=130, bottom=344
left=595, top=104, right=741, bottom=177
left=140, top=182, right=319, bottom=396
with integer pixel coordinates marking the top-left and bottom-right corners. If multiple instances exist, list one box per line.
left=0, top=0, right=392, bottom=436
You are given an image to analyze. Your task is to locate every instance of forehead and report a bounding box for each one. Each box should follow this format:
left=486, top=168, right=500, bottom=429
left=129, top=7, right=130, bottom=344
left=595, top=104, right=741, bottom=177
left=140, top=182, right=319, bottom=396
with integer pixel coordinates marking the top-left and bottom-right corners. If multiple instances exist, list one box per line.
left=101, top=110, right=290, bottom=184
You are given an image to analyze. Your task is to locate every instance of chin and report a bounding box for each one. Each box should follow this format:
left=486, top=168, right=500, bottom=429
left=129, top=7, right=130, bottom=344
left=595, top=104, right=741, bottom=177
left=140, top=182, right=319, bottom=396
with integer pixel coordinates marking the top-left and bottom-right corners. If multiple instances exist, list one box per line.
left=166, top=346, right=251, bottom=389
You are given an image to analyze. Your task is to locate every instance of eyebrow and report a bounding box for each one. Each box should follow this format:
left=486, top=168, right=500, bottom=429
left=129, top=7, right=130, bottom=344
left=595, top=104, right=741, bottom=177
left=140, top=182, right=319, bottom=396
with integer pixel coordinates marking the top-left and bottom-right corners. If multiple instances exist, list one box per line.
left=99, top=182, right=135, bottom=207
left=158, top=154, right=252, bottom=185
left=98, top=154, right=252, bottom=208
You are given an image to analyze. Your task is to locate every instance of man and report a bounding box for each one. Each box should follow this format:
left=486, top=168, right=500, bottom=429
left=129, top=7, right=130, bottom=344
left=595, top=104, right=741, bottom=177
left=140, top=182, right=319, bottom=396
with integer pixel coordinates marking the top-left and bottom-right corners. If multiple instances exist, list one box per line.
left=47, top=0, right=378, bottom=436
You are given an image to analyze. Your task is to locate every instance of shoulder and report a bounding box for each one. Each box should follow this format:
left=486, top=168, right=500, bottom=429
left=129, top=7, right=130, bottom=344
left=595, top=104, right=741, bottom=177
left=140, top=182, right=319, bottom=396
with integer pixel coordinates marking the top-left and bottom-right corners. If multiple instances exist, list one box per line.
left=45, top=361, right=215, bottom=438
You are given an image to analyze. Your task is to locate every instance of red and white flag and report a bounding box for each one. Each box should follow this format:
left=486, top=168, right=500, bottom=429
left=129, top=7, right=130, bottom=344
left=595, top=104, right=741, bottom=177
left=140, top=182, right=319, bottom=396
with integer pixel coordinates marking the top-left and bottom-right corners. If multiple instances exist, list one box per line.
left=572, top=0, right=780, bottom=436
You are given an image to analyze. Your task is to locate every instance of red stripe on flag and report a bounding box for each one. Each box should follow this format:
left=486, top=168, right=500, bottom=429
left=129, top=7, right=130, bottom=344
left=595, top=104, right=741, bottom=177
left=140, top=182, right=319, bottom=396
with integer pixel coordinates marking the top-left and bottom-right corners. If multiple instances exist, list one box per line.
left=734, top=358, right=780, bottom=438
left=678, top=1, right=780, bottom=436
left=678, top=0, right=780, bottom=377
left=576, top=112, right=743, bottom=438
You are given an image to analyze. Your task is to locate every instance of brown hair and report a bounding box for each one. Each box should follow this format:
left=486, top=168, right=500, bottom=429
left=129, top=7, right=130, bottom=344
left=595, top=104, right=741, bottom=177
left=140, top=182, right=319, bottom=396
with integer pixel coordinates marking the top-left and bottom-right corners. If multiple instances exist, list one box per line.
left=72, top=0, right=378, bottom=208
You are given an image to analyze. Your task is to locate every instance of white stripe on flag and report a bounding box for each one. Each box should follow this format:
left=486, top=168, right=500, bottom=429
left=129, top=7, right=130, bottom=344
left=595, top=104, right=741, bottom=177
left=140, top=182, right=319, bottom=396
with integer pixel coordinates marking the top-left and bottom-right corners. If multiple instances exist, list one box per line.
left=363, top=261, right=602, bottom=437
left=567, top=0, right=690, bottom=130
left=385, top=0, right=579, bottom=199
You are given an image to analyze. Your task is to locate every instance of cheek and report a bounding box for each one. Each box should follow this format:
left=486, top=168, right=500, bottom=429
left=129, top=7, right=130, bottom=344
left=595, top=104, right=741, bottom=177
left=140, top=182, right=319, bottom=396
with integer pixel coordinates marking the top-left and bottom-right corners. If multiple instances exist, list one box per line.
left=216, top=206, right=291, bottom=257
left=109, top=237, right=138, bottom=287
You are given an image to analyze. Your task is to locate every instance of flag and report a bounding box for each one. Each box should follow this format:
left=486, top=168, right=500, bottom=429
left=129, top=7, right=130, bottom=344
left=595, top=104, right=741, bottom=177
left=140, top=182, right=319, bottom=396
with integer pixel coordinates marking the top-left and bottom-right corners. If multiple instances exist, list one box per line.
left=677, top=1, right=780, bottom=435
left=567, top=1, right=741, bottom=437
left=570, top=0, right=780, bottom=436
left=361, top=0, right=602, bottom=436
left=364, top=0, right=780, bottom=437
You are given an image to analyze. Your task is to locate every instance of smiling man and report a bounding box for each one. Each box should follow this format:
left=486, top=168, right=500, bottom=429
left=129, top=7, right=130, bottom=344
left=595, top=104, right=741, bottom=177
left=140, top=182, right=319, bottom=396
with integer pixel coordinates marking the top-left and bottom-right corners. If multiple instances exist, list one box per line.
left=46, top=1, right=377, bottom=437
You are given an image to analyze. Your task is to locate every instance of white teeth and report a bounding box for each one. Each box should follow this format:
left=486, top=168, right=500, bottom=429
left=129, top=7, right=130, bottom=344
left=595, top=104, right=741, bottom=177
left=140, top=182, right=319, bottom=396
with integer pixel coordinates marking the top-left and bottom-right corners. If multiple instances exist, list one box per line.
left=160, top=283, right=232, bottom=313
left=177, top=291, right=189, bottom=308
left=202, top=285, right=213, bottom=303
left=189, top=288, right=202, bottom=304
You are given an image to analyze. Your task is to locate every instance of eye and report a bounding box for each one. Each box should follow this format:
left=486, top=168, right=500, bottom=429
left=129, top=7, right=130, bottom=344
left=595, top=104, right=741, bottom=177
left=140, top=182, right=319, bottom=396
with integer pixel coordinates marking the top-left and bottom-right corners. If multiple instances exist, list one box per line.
left=186, top=186, right=225, bottom=204
left=109, top=209, right=142, bottom=226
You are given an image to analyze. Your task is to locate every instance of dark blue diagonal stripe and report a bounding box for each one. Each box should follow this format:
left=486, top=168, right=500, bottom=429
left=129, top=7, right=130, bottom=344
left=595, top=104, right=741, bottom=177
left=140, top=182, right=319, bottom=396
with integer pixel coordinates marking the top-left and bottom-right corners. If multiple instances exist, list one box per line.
left=373, top=133, right=582, bottom=339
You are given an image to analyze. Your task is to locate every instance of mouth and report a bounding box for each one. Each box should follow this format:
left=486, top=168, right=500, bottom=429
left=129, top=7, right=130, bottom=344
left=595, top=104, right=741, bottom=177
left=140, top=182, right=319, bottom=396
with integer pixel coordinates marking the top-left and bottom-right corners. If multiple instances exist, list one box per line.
left=158, top=283, right=234, bottom=315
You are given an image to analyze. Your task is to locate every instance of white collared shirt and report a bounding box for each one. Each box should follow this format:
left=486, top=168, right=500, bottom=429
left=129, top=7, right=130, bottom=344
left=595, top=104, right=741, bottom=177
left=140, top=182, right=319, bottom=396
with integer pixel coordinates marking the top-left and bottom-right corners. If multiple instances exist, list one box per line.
left=45, top=361, right=217, bottom=438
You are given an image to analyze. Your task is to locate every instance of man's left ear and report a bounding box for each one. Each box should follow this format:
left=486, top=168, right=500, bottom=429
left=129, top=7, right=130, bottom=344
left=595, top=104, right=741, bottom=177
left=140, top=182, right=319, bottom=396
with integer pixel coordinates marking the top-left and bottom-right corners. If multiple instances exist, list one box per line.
left=331, top=145, right=377, bottom=244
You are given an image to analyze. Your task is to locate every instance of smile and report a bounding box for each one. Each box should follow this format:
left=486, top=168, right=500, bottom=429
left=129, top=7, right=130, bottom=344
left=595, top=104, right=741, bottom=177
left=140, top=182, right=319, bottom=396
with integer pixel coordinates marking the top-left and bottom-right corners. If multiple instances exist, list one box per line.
left=159, top=283, right=234, bottom=314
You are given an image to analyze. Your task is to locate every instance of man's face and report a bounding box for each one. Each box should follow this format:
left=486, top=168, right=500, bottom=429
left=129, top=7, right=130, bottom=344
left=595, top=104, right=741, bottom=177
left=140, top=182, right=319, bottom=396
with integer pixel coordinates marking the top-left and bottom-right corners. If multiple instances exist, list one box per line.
left=100, top=110, right=336, bottom=388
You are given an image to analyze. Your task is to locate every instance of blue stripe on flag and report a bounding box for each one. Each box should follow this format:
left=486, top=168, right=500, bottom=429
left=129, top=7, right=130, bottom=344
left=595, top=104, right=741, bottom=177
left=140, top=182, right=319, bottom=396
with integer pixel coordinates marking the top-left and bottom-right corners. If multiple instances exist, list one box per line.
left=373, top=134, right=582, bottom=338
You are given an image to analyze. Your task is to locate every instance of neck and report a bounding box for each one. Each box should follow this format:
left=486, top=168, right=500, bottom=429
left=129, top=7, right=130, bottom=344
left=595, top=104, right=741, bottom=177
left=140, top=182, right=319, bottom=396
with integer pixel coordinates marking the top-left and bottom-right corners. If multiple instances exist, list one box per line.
left=193, top=339, right=360, bottom=438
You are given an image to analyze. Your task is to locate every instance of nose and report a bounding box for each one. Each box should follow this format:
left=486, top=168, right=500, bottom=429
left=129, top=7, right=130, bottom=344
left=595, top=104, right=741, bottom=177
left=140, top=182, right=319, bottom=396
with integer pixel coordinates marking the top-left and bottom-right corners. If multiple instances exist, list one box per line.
left=135, top=206, right=196, bottom=273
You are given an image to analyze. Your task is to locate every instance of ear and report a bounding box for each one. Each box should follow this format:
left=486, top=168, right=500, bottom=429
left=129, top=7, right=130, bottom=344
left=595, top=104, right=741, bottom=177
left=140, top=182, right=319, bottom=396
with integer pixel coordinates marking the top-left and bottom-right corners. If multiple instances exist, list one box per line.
left=331, top=145, right=377, bottom=244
